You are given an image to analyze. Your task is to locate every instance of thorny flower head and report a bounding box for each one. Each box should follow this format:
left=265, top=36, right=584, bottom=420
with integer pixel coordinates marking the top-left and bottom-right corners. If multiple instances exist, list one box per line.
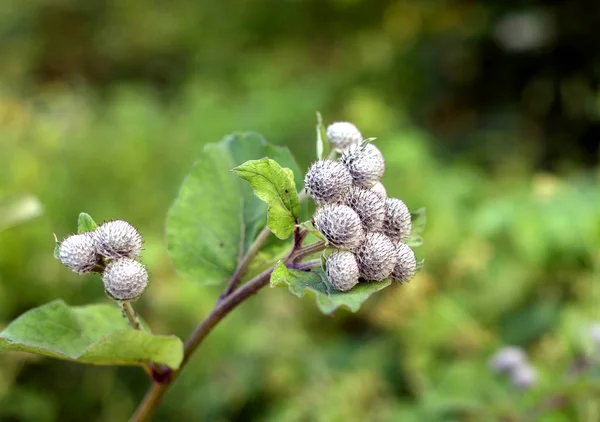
left=326, top=122, right=363, bottom=151
left=355, top=232, right=397, bottom=281
left=304, top=160, right=353, bottom=205
left=345, top=186, right=386, bottom=232
left=341, top=143, right=385, bottom=189
left=103, top=258, right=149, bottom=301
left=58, top=233, right=98, bottom=274
left=326, top=251, right=360, bottom=292
left=93, top=220, right=143, bottom=259
left=313, top=204, right=365, bottom=251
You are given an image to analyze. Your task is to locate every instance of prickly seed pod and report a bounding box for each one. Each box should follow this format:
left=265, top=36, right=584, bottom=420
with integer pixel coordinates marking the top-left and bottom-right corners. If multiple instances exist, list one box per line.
left=103, top=258, right=149, bottom=301
left=391, top=243, right=417, bottom=283
left=93, top=220, right=143, bottom=259
left=340, top=143, right=385, bottom=189
left=511, top=363, right=537, bottom=390
left=383, top=198, right=411, bottom=242
left=370, top=182, right=387, bottom=198
left=326, top=122, right=362, bottom=151
left=355, top=232, right=397, bottom=281
left=489, top=346, right=527, bottom=374
left=345, top=186, right=386, bottom=231
left=313, top=204, right=365, bottom=250
left=326, top=251, right=360, bottom=292
left=59, top=233, right=98, bottom=274
left=304, top=160, right=353, bottom=205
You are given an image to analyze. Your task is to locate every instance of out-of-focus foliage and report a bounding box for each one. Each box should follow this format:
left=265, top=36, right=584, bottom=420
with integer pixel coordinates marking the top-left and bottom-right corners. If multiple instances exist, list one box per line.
left=2, top=0, right=600, bottom=421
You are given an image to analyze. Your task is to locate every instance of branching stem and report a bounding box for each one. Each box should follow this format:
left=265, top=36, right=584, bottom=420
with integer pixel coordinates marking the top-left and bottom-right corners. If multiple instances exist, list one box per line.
left=130, top=228, right=326, bottom=421
left=291, top=259, right=321, bottom=271
left=289, top=240, right=327, bottom=262
left=220, top=225, right=272, bottom=300
left=119, top=301, right=156, bottom=377
left=121, top=301, right=142, bottom=331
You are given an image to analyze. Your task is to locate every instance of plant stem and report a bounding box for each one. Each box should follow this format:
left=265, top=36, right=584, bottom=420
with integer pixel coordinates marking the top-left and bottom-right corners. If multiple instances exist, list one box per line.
left=130, top=239, right=327, bottom=421
left=121, top=301, right=142, bottom=331
left=220, top=225, right=272, bottom=300
left=292, top=259, right=321, bottom=271
left=130, top=266, right=272, bottom=421
left=290, top=240, right=327, bottom=262
left=120, top=301, right=155, bottom=377
left=182, top=265, right=274, bottom=366
left=132, top=179, right=322, bottom=420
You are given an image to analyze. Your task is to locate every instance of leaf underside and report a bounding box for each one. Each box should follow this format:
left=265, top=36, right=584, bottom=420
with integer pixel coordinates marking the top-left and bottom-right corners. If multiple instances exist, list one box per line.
left=270, top=261, right=391, bottom=314
left=0, top=300, right=184, bottom=368
left=166, top=132, right=305, bottom=285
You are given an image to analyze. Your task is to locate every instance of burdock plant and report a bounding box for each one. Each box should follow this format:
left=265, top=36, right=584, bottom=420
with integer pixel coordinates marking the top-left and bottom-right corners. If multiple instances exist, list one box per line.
left=0, top=114, right=426, bottom=421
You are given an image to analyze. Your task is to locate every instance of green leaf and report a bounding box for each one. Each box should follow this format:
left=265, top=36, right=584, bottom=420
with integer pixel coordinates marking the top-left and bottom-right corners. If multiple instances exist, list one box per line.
left=0, top=300, right=183, bottom=368
left=53, top=233, right=60, bottom=259
left=270, top=261, right=391, bottom=314
left=282, top=167, right=295, bottom=185
left=167, top=132, right=304, bottom=285
left=77, top=212, right=98, bottom=233
left=407, top=208, right=426, bottom=248
left=233, top=158, right=299, bottom=240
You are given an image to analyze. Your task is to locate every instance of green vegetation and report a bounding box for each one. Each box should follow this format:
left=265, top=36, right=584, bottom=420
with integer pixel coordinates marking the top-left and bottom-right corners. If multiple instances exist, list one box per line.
left=2, top=1, right=600, bottom=420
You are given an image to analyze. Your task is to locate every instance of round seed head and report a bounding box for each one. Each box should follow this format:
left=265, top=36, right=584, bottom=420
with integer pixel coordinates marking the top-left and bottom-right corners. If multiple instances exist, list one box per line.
left=383, top=198, right=411, bottom=242
left=489, top=346, right=527, bottom=374
left=391, top=243, right=417, bottom=283
left=103, top=258, right=149, bottom=301
left=511, top=363, right=537, bottom=390
left=370, top=182, right=387, bottom=198
left=93, top=220, right=143, bottom=259
left=326, top=122, right=363, bottom=151
left=326, top=251, right=359, bottom=292
left=345, top=186, right=386, bottom=231
left=340, top=143, right=385, bottom=189
left=59, top=233, right=98, bottom=274
left=313, top=204, right=365, bottom=250
left=304, top=160, right=353, bottom=205
left=355, top=232, right=397, bottom=281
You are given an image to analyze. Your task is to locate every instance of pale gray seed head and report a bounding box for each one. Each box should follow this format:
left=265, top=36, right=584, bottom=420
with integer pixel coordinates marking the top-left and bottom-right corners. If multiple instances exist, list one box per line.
left=370, top=182, right=387, bottom=198
left=326, top=251, right=360, bottom=292
left=313, top=204, right=365, bottom=251
left=511, top=362, right=537, bottom=390
left=489, top=346, right=527, bottom=374
left=391, top=243, right=417, bottom=283
left=304, top=160, right=353, bottom=205
left=326, top=122, right=363, bottom=151
left=59, top=233, right=98, bottom=274
left=340, top=143, right=385, bottom=189
left=103, top=258, right=149, bottom=301
left=383, top=198, right=411, bottom=243
left=93, top=220, right=143, bottom=259
left=345, top=186, right=386, bottom=232
left=355, top=232, right=397, bottom=281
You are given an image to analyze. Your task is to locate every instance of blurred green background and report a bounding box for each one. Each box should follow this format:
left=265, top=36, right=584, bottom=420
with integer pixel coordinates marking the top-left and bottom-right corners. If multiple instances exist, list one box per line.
left=2, top=1, right=600, bottom=421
